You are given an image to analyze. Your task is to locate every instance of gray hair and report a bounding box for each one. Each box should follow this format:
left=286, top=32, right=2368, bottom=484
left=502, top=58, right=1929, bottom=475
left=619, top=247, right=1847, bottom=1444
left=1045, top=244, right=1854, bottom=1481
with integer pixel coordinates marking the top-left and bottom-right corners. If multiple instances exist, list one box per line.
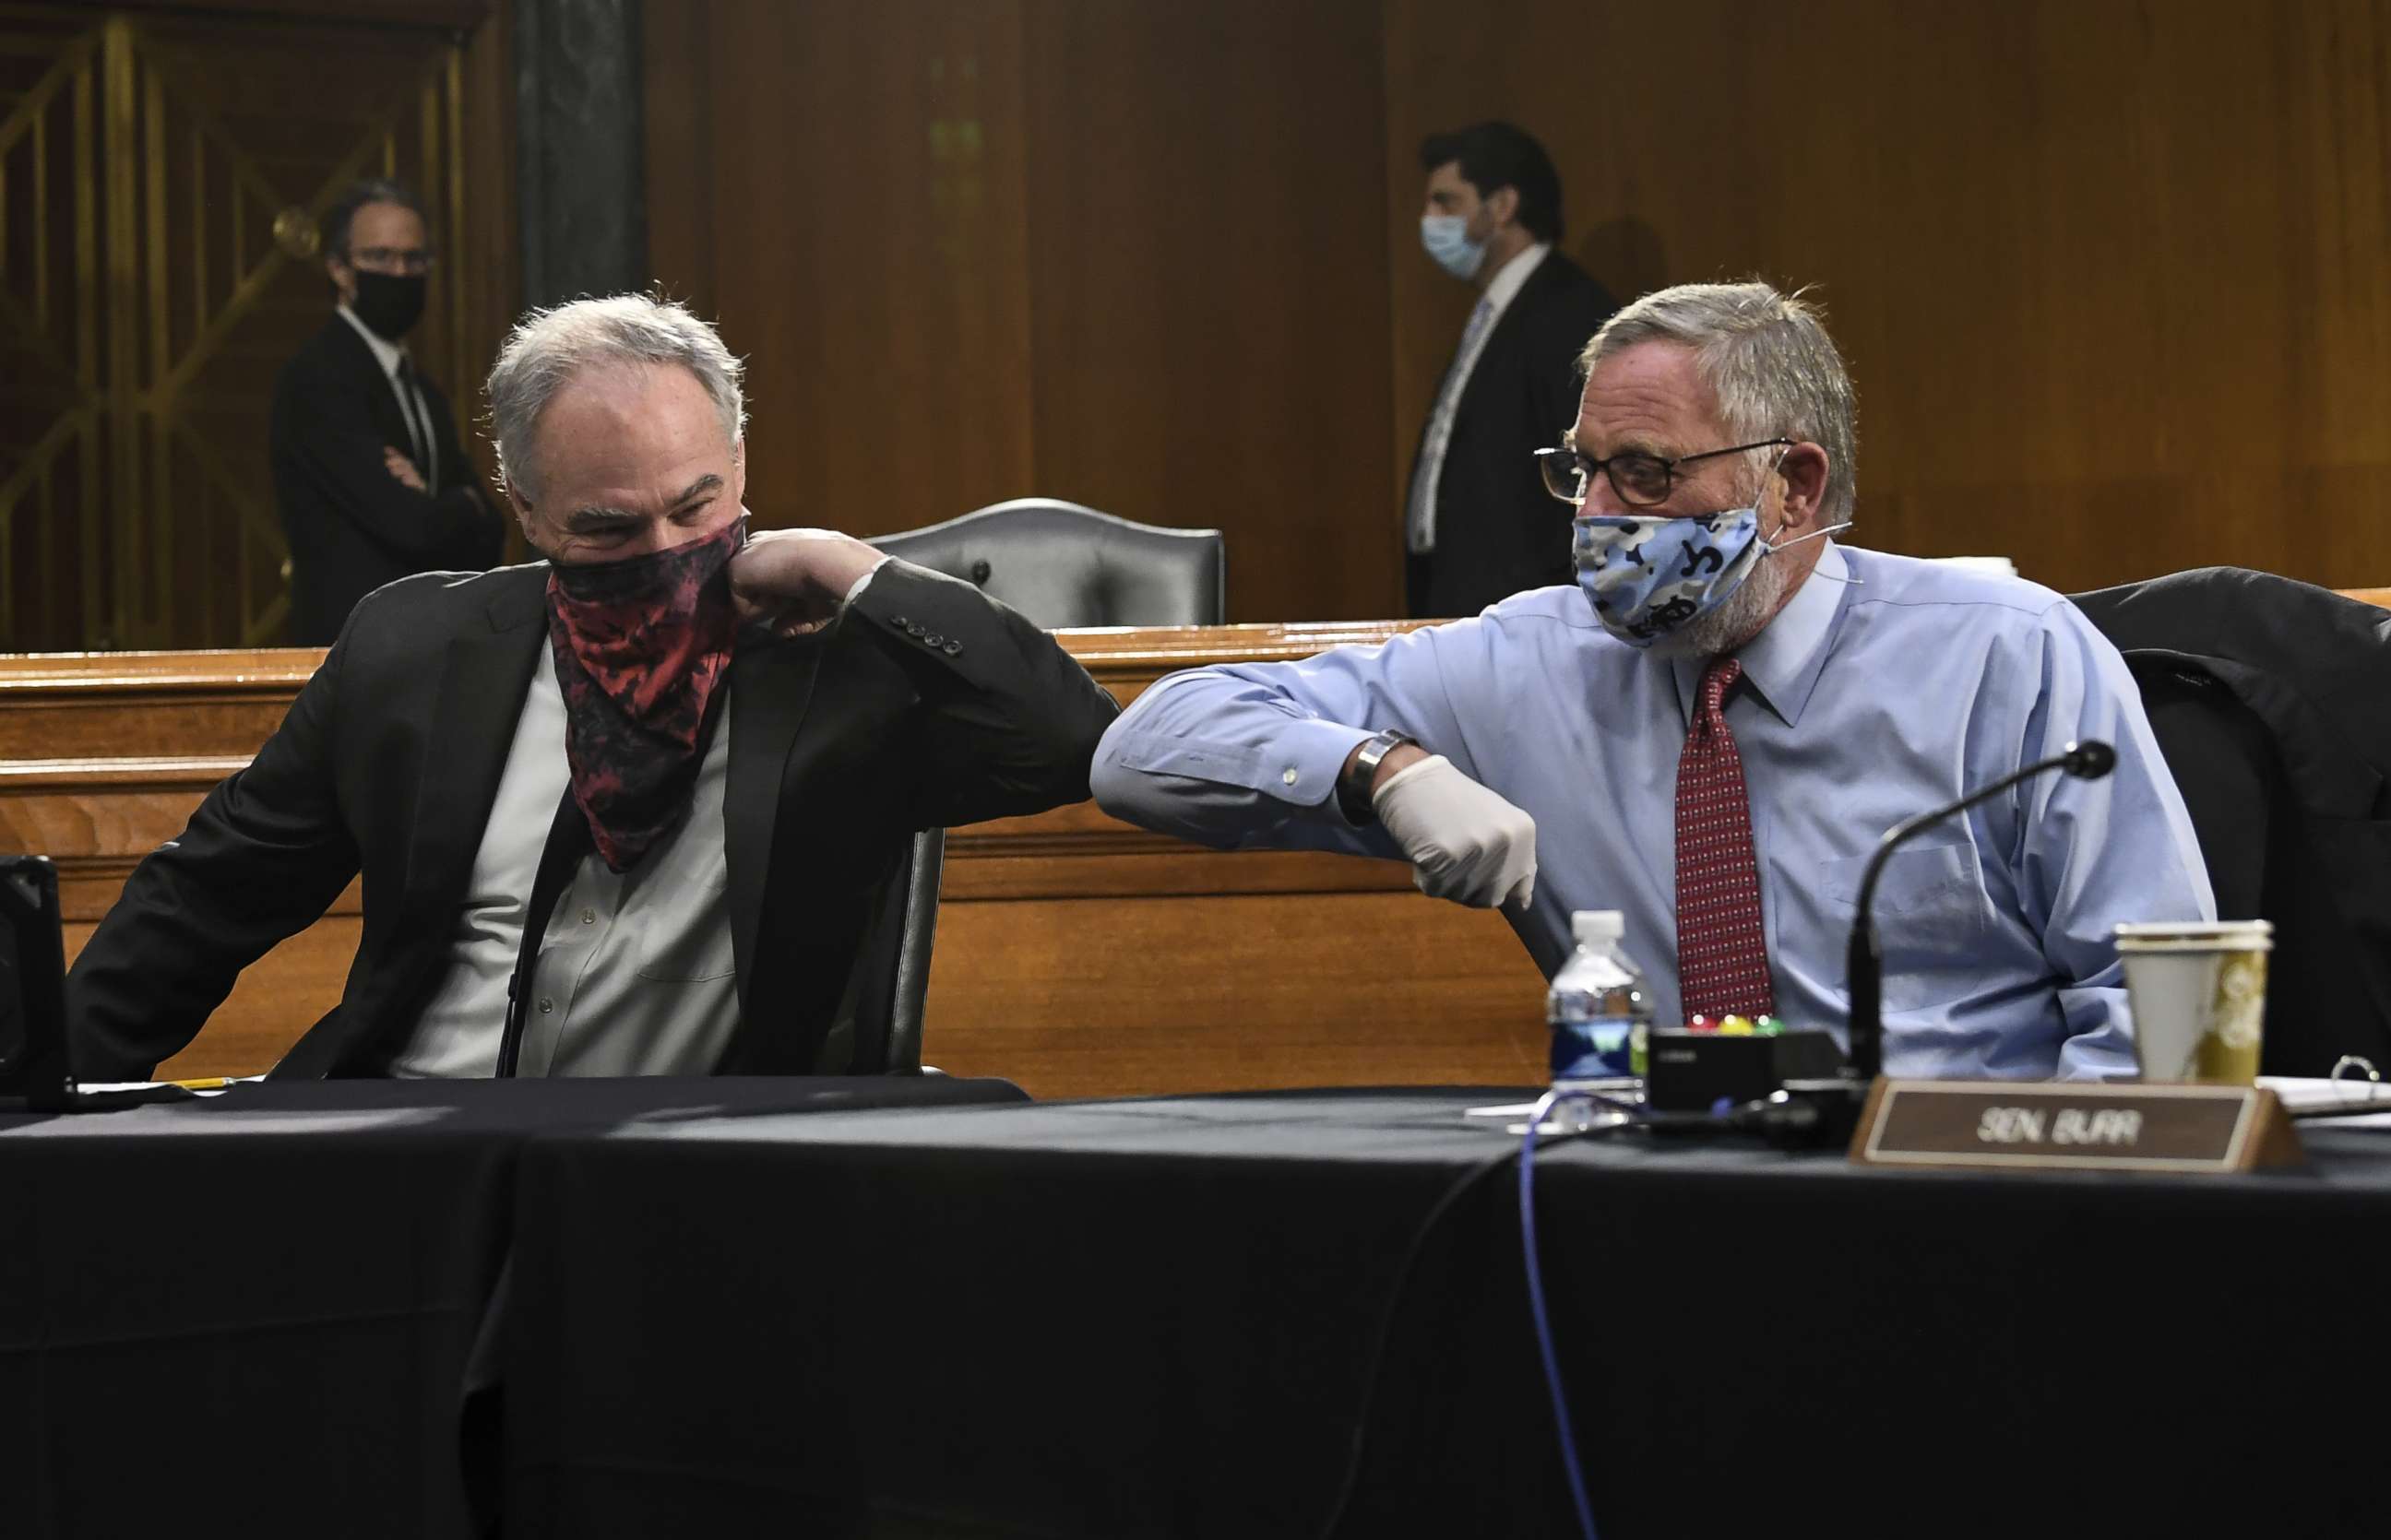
left=1578, top=280, right=1857, bottom=524
left=485, top=293, right=747, bottom=499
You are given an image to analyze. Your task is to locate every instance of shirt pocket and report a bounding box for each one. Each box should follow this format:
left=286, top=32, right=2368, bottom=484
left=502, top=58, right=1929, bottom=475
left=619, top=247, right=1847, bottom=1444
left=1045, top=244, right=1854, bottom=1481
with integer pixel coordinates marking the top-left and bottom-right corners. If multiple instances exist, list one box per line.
left=1814, top=841, right=1995, bottom=976
left=634, top=874, right=739, bottom=982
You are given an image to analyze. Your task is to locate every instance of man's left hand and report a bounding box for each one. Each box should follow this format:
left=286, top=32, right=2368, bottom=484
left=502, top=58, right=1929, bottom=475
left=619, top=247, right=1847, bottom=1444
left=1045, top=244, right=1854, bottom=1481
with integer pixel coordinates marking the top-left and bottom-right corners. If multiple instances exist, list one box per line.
left=384, top=445, right=427, bottom=492
left=729, top=525, right=885, bottom=637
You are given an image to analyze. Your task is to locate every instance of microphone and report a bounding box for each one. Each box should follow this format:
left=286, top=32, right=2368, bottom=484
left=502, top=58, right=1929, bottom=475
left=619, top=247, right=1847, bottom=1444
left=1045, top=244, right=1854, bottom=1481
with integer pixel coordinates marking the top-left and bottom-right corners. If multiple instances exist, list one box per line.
left=1845, top=740, right=2116, bottom=1081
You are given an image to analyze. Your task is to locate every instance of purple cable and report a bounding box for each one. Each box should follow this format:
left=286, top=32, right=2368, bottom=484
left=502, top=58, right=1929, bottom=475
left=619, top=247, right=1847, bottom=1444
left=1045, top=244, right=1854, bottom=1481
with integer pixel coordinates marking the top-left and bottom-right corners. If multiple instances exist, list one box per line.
left=1519, top=1088, right=1604, bottom=1540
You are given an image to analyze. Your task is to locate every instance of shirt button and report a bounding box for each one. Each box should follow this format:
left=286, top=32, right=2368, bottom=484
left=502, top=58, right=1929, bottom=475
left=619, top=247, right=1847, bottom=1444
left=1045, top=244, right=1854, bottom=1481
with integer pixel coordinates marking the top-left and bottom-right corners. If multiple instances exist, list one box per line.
left=579, top=907, right=596, bottom=925
left=1281, top=766, right=1299, bottom=786
left=538, top=997, right=554, bottom=1014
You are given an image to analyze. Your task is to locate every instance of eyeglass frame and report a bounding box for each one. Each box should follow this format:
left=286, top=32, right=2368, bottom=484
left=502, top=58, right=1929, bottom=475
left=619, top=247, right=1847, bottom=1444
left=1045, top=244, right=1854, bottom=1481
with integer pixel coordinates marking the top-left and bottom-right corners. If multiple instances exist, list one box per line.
left=1533, top=435, right=1794, bottom=508
left=343, top=245, right=438, bottom=276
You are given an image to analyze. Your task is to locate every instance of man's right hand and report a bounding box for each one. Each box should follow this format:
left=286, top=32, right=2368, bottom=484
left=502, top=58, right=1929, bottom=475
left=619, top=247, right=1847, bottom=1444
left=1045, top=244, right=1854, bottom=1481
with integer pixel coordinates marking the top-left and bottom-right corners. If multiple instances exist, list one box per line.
left=1371, top=753, right=1537, bottom=909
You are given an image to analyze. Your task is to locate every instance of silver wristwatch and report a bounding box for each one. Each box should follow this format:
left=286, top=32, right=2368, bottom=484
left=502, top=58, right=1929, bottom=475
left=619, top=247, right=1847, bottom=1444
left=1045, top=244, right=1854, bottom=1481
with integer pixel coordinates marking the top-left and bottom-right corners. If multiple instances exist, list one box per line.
left=1338, top=729, right=1419, bottom=824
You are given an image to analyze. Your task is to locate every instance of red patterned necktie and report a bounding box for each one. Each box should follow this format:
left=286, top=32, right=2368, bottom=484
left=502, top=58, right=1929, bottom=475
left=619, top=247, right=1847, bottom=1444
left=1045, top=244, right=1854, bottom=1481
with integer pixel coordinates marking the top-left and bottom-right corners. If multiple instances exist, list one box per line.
left=1675, top=657, right=1778, bottom=1021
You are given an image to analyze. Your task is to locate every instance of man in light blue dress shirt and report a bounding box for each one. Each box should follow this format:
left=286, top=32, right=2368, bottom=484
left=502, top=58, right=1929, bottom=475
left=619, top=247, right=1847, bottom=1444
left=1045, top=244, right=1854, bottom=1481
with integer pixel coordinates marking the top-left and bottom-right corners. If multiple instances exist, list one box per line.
left=1091, top=281, right=2213, bottom=1079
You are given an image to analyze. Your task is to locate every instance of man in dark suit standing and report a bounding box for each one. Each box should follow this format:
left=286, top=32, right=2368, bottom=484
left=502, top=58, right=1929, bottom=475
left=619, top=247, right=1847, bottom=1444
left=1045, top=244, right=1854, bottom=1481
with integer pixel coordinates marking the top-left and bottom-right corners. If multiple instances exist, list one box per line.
left=70, top=294, right=1118, bottom=1082
left=271, top=178, right=502, bottom=646
left=1406, top=122, right=1618, bottom=617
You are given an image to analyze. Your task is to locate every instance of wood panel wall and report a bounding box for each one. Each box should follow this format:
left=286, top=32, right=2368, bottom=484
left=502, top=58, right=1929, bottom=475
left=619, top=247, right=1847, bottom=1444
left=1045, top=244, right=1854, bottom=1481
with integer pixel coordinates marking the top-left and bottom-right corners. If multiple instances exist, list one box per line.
left=1383, top=0, right=2391, bottom=597
left=643, top=0, right=1404, bottom=624
left=644, top=0, right=2391, bottom=621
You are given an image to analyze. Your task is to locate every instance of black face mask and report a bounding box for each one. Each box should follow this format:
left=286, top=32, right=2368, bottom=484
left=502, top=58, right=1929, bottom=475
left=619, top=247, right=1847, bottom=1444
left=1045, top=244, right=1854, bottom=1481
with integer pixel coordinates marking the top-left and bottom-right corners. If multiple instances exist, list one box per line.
left=350, top=267, right=427, bottom=341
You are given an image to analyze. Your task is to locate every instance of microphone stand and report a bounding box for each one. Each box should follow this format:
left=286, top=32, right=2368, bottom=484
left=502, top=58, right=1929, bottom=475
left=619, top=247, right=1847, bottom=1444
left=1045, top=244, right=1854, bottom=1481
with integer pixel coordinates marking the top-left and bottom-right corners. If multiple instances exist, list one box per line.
left=1769, top=740, right=2117, bottom=1146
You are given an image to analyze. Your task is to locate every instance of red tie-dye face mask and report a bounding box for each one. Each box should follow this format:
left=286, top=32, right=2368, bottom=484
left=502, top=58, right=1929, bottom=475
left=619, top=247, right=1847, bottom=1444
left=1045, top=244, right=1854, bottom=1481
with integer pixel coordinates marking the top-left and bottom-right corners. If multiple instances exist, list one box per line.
left=543, top=516, right=743, bottom=871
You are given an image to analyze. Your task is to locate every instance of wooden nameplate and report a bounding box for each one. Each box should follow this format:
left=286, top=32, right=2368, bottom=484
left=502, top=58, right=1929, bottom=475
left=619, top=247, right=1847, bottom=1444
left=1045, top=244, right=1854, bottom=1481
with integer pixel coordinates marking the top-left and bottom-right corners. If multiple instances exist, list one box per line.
left=1850, top=1079, right=2304, bottom=1174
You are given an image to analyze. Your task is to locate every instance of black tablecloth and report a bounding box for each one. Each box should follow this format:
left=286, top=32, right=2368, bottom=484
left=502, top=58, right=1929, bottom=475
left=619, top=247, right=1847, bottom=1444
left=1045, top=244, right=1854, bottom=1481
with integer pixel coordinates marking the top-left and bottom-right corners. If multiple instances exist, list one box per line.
left=506, top=1088, right=2391, bottom=1539
left=0, top=1075, right=1026, bottom=1540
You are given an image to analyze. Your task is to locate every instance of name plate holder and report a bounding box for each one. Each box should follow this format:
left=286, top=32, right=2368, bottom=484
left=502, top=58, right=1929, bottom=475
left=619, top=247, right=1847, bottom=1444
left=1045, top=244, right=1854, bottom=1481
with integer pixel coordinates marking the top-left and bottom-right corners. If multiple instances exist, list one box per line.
left=1850, top=1079, right=2304, bottom=1174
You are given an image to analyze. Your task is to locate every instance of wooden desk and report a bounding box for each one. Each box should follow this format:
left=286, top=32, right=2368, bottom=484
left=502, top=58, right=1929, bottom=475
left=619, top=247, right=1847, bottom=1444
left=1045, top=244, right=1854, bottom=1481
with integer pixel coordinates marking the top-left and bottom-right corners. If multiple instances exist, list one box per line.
left=0, top=622, right=1548, bottom=1097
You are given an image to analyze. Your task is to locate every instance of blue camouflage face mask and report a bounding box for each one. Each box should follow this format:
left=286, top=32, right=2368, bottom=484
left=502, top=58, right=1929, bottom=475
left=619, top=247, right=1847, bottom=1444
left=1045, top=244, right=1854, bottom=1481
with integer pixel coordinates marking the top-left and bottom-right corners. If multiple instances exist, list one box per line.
left=1420, top=214, right=1486, bottom=281
left=1571, top=457, right=1848, bottom=647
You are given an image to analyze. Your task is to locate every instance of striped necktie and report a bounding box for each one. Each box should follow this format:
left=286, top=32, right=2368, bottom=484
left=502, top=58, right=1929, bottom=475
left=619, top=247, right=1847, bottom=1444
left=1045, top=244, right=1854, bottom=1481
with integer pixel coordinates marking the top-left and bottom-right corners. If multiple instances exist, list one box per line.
left=394, top=355, right=435, bottom=486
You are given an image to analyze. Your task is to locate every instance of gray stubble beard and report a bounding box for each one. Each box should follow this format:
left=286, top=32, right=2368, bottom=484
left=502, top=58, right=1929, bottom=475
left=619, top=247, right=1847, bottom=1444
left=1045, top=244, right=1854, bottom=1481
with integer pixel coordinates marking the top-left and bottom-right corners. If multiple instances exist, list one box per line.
left=1649, top=545, right=1793, bottom=660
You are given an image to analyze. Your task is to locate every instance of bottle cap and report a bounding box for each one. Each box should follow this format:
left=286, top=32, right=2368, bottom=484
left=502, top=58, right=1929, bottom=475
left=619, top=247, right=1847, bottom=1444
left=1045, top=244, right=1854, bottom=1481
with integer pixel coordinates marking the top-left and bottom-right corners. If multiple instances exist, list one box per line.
left=1570, top=909, right=1624, bottom=944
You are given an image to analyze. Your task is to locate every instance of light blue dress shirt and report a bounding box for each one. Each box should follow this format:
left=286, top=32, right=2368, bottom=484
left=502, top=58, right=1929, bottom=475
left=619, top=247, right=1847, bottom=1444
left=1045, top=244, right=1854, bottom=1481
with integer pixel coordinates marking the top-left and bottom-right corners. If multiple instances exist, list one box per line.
left=1090, top=543, right=2216, bottom=1080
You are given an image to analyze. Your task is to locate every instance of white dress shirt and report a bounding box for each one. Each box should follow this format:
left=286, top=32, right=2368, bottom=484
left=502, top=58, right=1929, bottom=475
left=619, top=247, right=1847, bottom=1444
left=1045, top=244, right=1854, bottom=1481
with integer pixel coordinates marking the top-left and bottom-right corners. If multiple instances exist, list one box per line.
left=390, top=641, right=741, bottom=1078
left=336, top=303, right=435, bottom=486
left=1092, top=545, right=2217, bottom=1080
left=1407, top=242, right=1552, bottom=554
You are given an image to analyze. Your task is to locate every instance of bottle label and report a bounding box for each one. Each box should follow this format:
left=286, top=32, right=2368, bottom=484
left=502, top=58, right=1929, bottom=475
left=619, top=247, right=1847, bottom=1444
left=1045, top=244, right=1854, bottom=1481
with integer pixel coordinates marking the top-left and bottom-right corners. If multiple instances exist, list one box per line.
left=1551, top=1014, right=1639, bottom=1080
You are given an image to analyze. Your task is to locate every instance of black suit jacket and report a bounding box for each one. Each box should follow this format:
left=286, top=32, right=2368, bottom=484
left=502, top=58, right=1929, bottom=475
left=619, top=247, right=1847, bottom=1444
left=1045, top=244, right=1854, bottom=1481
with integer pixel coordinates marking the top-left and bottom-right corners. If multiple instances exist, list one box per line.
left=1407, top=250, right=1617, bottom=618
left=2073, top=567, right=2391, bottom=1074
left=65, top=559, right=1121, bottom=1081
left=270, top=314, right=503, bottom=646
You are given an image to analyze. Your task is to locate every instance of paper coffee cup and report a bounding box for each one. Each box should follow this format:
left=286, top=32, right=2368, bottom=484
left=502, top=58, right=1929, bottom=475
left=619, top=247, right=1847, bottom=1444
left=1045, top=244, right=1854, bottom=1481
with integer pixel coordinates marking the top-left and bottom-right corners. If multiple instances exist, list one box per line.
left=2113, top=920, right=2272, bottom=1084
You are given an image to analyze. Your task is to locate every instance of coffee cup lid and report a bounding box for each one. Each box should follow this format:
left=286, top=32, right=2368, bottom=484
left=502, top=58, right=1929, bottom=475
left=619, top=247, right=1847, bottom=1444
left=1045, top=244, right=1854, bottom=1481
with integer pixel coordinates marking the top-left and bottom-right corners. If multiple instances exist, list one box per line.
left=2113, top=918, right=2273, bottom=950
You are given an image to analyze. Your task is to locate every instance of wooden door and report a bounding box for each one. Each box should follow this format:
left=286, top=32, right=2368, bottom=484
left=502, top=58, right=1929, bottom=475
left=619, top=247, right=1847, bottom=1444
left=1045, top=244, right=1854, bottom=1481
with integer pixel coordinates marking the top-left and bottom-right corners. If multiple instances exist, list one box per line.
left=0, top=4, right=483, bottom=650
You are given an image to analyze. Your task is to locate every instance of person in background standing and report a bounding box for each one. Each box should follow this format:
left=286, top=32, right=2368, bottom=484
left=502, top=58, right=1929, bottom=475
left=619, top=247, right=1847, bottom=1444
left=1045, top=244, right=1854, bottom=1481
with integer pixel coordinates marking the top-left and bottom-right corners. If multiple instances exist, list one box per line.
left=271, top=177, right=502, bottom=646
left=1406, top=122, right=1618, bottom=618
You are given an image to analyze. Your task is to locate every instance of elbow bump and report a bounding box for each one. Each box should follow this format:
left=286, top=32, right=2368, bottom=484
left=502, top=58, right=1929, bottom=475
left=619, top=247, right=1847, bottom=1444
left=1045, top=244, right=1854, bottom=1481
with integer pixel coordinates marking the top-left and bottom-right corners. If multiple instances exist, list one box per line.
left=1087, top=752, right=1133, bottom=814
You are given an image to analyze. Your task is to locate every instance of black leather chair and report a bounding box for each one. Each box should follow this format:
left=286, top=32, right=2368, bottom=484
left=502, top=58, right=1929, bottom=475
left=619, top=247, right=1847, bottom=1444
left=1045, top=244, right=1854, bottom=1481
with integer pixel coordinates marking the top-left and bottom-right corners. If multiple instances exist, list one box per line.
left=866, top=498, right=1226, bottom=629
left=839, top=827, right=945, bottom=1074
left=846, top=502, right=1219, bottom=1073
left=2074, top=568, right=2391, bottom=1075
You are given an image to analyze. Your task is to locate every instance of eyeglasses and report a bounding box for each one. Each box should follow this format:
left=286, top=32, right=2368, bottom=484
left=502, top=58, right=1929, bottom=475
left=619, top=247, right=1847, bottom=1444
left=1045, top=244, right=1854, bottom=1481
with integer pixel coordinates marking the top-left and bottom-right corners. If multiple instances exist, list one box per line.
left=1534, top=437, right=1792, bottom=508
left=348, top=246, right=437, bottom=276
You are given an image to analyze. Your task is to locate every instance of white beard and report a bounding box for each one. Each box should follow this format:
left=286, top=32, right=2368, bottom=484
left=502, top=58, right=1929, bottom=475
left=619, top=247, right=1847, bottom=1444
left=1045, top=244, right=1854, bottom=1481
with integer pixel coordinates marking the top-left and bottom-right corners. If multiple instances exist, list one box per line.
left=1649, top=543, right=1792, bottom=659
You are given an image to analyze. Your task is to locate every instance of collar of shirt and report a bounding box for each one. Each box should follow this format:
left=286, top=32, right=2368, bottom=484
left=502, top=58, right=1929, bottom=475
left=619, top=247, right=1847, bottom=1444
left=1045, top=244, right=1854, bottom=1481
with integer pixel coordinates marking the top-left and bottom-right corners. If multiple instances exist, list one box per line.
left=1474, top=241, right=1551, bottom=326
left=336, top=303, right=410, bottom=382
left=1671, top=539, right=1850, bottom=729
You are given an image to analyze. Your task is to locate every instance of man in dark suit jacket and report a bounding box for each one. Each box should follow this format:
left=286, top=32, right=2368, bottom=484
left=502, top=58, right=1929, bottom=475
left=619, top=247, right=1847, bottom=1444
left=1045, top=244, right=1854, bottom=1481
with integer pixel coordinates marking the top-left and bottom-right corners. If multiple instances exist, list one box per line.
left=1406, top=122, right=1618, bottom=618
left=272, top=177, right=502, bottom=646
left=70, top=295, right=1117, bottom=1082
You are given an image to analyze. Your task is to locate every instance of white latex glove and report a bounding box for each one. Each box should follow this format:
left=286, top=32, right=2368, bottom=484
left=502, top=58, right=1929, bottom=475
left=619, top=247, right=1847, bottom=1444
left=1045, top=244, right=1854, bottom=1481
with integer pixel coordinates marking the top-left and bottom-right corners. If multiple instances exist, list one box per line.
left=1371, top=753, right=1537, bottom=909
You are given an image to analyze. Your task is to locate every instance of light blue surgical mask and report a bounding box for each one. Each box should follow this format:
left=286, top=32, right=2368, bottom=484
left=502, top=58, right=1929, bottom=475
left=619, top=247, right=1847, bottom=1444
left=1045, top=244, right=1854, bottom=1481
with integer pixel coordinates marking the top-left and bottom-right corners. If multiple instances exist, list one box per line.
left=1571, top=463, right=1850, bottom=647
left=1420, top=214, right=1485, bottom=281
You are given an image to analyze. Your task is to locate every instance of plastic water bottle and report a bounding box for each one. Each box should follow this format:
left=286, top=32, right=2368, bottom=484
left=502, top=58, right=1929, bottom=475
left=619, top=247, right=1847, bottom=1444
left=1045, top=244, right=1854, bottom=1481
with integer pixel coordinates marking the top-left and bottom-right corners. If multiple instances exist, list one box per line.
left=1546, top=910, right=1652, bottom=1085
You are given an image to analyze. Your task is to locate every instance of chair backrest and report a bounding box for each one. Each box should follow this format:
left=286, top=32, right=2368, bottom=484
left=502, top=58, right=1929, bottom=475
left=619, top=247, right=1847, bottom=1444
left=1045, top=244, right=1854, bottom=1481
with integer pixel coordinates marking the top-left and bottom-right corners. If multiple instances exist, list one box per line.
left=850, top=499, right=1215, bottom=1070
left=1932, top=556, right=2018, bottom=579
left=2073, top=568, right=2391, bottom=1075
left=866, top=498, right=1225, bottom=628
left=844, top=828, right=946, bottom=1074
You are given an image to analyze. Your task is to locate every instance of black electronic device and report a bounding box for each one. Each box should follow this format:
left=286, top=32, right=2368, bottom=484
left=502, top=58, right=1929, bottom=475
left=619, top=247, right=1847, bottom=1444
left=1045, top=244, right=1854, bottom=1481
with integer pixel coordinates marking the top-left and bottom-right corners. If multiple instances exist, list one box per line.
left=0, top=853, right=192, bottom=1112
left=1644, top=1026, right=1849, bottom=1112
left=0, top=854, right=69, bottom=1108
